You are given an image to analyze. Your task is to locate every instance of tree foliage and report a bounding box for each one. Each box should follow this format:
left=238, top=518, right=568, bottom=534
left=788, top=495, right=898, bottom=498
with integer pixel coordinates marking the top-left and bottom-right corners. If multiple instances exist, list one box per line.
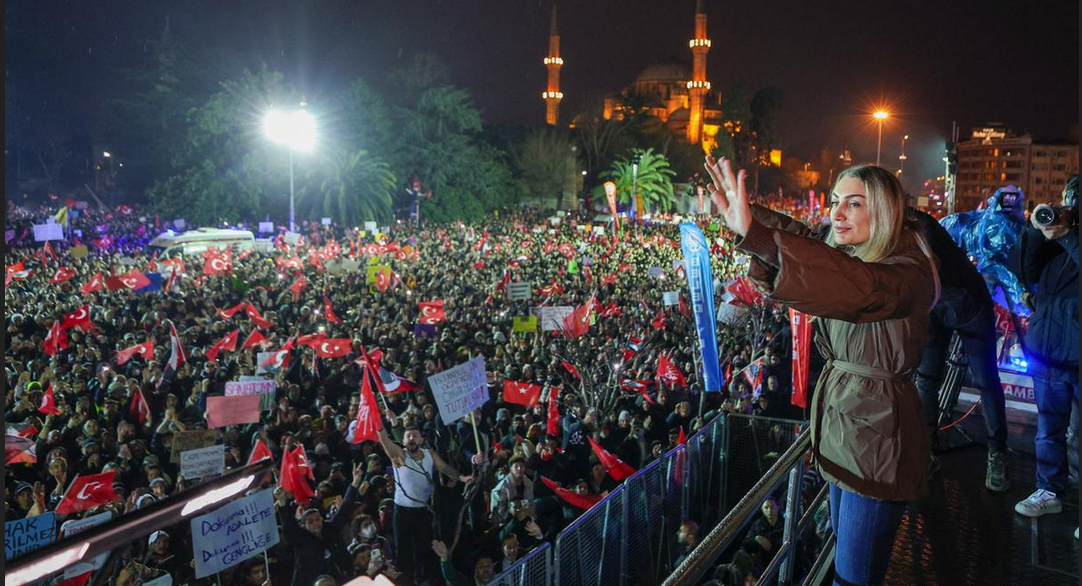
left=313, top=149, right=397, bottom=226
left=513, top=128, right=581, bottom=209
left=601, top=148, right=677, bottom=212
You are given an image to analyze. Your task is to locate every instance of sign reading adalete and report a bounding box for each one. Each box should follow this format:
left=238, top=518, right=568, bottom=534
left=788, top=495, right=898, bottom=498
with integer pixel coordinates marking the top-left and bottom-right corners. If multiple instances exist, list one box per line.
left=191, top=488, right=279, bottom=578
left=428, top=356, right=488, bottom=424
left=5, top=512, right=55, bottom=561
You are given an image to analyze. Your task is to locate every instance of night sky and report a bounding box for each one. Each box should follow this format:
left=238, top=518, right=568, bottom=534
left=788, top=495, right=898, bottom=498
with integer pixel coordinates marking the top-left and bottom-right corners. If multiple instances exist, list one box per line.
left=6, top=0, right=1079, bottom=188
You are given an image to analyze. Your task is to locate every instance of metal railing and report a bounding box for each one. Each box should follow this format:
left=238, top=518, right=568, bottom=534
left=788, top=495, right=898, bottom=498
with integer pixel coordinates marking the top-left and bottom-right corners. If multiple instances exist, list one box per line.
left=660, top=430, right=833, bottom=586
left=485, top=541, right=553, bottom=586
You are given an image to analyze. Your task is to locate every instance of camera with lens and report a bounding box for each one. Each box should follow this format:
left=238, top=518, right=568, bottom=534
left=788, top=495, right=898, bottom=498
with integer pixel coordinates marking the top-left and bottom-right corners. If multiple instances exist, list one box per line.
left=1032, top=204, right=1078, bottom=228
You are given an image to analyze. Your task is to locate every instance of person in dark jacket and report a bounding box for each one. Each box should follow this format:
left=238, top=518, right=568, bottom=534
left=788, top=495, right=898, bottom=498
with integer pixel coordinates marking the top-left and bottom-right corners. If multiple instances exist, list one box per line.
left=706, top=157, right=938, bottom=586
left=910, top=208, right=1010, bottom=491
left=1013, top=175, right=1079, bottom=518
left=274, top=461, right=365, bottom=586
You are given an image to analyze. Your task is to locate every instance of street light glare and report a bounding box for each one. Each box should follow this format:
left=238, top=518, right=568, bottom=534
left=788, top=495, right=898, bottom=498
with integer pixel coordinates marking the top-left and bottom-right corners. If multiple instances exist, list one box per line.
left=873, top=111, right=889, bottom=120
left=263, top=109, right=317, bottom=152
left=102, top=151, right=112, bottom=158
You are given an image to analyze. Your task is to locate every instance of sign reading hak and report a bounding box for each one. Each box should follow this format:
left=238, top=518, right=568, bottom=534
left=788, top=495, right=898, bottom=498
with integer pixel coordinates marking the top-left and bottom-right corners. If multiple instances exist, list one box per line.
left=428, top=356, right=488, bottom=424
left=191, top=488, right=279, bottom=578
left=5, top=512, right=56, bottom=561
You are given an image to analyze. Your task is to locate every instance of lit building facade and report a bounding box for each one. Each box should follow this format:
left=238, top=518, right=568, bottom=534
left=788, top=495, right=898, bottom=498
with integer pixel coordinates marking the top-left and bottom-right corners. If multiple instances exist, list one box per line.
left=955, top=124, right=1079, bottom=211
left=542, top=6, right=563, bottom=126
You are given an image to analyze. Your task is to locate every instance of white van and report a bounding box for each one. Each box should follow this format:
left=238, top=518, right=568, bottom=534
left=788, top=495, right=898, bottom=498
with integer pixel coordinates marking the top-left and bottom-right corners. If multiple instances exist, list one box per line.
left=149, top=228, right=255, bottom=257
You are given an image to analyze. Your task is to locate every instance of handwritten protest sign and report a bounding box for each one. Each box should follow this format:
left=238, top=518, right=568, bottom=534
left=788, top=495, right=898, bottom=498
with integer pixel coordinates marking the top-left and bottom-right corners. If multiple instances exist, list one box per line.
left=207, top=395, right=261, bottom=429
left=540, top=306, right=574, bottom=331
left=171, top=430, right=220, bottom=463
left=191, top=488, right=279, bottom=578
left=647, top=267, right=665, bottom=279
left=5, top=513, right=55, bottom=561
left=429, top=356, right=488, bottom=424
left=662, top=291, right=680, bottom=306
left=225, top=380, right=277, bottom=411
left=181, top=444, right=225, bottom=479
left=512, top=316, right=538, bottom=333
left=69, top=245, right=89, bottom=259
left=364, top=221, right=378, bottom=233
left=258, top=222, right=274, bottom=233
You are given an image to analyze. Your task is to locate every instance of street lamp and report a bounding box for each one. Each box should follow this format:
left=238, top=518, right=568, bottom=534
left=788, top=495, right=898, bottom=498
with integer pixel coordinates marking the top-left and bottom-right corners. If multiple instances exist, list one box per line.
left=872, top=111, right=889, bottom=166
left=263, top=107, right=316, bottom=232
left=630, top=152, right=641, bottom=223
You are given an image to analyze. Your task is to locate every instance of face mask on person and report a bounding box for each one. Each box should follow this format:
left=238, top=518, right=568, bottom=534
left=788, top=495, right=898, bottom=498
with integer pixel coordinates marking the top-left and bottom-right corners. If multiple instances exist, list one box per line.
left=361, top=525, right=377, bottom=539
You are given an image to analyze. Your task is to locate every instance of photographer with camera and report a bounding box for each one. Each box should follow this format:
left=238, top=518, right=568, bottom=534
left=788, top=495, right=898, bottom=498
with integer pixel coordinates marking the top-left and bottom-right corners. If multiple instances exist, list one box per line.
left=1013, top=175, right=1079, bottom=519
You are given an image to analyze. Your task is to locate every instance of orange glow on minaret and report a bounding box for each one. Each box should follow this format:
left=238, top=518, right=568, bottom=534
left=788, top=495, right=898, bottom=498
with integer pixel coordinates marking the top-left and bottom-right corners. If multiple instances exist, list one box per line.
left=686, top=0, right=710, bottom=144
left=543, top=5, right=563, bottom=126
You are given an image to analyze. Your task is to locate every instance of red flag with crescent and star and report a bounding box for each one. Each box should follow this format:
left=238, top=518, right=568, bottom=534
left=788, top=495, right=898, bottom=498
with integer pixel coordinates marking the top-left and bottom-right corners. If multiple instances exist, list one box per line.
left=417, top=300, right=447, bottom=325
left=55, top=470, right=121, bottom=515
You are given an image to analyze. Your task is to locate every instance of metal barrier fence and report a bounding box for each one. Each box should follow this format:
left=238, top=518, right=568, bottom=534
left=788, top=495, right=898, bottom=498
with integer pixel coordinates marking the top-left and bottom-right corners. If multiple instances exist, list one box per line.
left=485, top=413, right=808, bottom=586
left=485, top=541, right=553, bottom=586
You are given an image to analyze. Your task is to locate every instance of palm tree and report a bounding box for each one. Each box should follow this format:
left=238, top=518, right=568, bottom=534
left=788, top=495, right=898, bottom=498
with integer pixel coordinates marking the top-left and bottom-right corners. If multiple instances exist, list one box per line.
left=314, top=149, right=397, bottom=226
left=601, top=148, right=677, bottom=212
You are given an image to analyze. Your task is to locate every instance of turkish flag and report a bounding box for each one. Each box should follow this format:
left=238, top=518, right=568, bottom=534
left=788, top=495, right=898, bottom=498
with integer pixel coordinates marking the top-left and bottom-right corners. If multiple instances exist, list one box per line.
left=588, top=437, right=636, bottom=481
left=248, top=439, right=274, bottom=466
left=314, top=338, right=352, bottom=358
left=241, top=328, right=269, bottom=351
left=280, top=447, right=315, bottom=504
left=657, top=354, right=687, bottom=387
left=561, top=361, right=581, bottom=380
left=38, top=383, right=61, bottom=416
left=502, top=380, right=543, bottom=407
left=166, top=320, right=186, bottom=371
left=118, top=269, right=151, bottom=290
left=358, top=347, right=418, bottom=393
left=130, top=389, right=151, bottom=425
left=350, top=367, right=383, bottom=444
left=290, top=275, right=307, bottom=302
left=546, top=388, right=561, bottom=437
left=324, top=297, right=341, bottom=324
left=417, top=300, right=447, bottom=325
left=245, top=303, right=274, bottom=330
left=51, top=266, right=77, bottom=284
left=44, top=320, right=69, bottom=356
left=117, top=340, right=154, bottom=365
left=296, top=332, right=327, bottom=348
left=61, top=305, right=93, bottom=331
left=206, top=329, right=240, bottom=362
left=375, top=269, right=391, bottom=293
left=599, top=302, right=621, bottom=318
left=81, top=271, right=104, bottom=295
left=562, top=298, right=594, bottom=338
left=217, top=302, right=247, bottom=320
left=55, top=470, right=121, bottom=515
left=260, top=348, right=291, bottom=372
left=203, top=255, right=232, bottom=276
left=540, top=476, right=602, bottom=510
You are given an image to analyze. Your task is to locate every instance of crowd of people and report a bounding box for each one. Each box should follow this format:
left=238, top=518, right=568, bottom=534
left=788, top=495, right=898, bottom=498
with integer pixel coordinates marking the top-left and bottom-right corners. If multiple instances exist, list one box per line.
left=5, top=198, right=804, bottom=586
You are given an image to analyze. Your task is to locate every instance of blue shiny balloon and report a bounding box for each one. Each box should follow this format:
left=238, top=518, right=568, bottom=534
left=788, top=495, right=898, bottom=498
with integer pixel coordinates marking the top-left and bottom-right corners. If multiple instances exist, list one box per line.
left=939, top=186, right=1029, bottom=316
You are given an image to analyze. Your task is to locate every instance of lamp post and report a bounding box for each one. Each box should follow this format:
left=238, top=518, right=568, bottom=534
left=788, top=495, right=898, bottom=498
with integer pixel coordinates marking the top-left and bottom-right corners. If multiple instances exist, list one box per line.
left=872, top=111, right=889, bottom=166
left=630, top=152, right=640, bottom=223
left=263, top=107, right=316, bottom=233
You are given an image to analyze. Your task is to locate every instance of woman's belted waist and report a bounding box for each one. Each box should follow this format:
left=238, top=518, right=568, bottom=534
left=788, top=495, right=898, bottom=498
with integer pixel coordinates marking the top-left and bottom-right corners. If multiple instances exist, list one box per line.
left=826, top=359, right=912, bottom=382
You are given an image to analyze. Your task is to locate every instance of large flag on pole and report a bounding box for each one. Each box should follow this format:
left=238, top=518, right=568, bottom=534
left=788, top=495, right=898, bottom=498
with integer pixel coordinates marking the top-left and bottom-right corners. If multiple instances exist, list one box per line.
left=679, top=223, right=723, bottom=392
left=789, top=308, right=812, bottom=409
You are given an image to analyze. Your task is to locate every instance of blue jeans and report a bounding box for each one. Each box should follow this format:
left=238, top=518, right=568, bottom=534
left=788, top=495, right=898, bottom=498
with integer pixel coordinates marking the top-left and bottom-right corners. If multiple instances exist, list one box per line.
left=1034, top=377, right=1080, bottom=493
left=829, top=484, right=907, bottom=586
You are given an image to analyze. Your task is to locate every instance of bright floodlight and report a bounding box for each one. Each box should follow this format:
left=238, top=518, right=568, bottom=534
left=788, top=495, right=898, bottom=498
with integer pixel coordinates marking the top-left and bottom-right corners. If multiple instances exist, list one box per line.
left=263, top=109, right=317, bottom=152
left=873, top=110, right=889, bottom=120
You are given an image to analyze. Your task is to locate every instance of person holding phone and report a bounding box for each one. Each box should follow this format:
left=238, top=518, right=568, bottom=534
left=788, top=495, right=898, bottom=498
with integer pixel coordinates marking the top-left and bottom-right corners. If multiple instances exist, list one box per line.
left=704, top=156, right=938, bottom=586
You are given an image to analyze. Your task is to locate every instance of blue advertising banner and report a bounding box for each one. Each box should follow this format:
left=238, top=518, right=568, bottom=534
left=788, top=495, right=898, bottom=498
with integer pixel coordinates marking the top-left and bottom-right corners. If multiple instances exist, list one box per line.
left=679, top=223, right=724, bottom=392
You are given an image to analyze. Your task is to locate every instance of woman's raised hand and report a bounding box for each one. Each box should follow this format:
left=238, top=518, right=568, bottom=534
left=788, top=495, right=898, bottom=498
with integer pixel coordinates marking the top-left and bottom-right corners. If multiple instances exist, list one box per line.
left=703, top=155, right=753, bottom=237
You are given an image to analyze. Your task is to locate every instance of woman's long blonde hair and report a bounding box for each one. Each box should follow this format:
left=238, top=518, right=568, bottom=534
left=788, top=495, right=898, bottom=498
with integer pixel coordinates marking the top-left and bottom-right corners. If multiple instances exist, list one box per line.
left=826, top=164, right=940, bottom=304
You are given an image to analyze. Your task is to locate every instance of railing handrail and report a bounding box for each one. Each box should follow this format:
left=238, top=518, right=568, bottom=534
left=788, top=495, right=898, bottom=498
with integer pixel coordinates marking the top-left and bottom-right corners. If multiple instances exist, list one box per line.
left=485, top=541, right=551, bottom=586
left=554, top=482, right=625, bottom=540
left=660, top=430, right=813, bottom=586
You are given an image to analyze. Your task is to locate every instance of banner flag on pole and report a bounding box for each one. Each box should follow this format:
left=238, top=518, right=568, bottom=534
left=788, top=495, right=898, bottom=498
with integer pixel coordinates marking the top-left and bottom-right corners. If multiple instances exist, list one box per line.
left=679, top=223, right=723, bottom=392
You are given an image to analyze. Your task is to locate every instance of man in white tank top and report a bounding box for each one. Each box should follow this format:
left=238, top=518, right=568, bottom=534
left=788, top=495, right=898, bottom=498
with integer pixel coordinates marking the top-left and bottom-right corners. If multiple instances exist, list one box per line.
left=379, top=414, right=473, bottom=585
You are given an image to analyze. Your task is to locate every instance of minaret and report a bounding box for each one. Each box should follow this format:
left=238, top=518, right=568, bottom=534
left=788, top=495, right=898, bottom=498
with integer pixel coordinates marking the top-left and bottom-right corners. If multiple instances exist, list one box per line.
left=686, top=0, right=711, bottom=144
left=542, top=5, right=563, bottom=126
